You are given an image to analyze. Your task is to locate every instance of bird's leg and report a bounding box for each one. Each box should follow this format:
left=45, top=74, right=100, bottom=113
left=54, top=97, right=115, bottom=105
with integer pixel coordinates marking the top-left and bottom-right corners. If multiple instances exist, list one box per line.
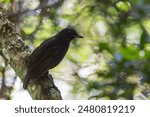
left=48, top=74, right=57, bottom=88
left=37, top=71, right=56, bottom=88
left=47, top=72, right=61, bottom=94
left=48, top=73, right=59, bottom=89
left=48, top=74, right=53, bottom=81
left=36, top=71, right=60, bottom=93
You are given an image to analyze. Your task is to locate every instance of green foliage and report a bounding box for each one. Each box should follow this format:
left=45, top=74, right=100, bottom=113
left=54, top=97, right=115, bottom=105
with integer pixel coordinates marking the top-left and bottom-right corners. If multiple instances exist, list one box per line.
left=0, top=0, right=11, bottom=3
left=1, top=0, right=150, bottom=99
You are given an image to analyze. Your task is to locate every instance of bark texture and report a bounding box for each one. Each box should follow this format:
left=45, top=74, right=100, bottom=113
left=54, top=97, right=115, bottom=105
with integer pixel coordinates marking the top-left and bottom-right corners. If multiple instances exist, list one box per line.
left=0, top=12, right=62, bottom=100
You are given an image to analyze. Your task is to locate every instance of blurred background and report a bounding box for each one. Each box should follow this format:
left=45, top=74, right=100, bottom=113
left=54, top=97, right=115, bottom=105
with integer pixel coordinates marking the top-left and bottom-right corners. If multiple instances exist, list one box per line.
left=1, top=0, right=150, bottom=100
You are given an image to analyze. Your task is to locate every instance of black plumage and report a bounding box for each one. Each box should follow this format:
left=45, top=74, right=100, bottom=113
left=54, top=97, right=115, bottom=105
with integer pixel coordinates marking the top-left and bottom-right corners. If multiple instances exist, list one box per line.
left=23, top=28, right=83, bottom=89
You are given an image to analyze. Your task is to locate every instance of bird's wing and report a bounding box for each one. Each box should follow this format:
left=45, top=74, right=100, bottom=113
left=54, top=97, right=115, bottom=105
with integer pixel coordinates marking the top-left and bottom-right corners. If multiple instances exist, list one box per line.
left=23, top=39, right=60, bottom=89
left=27, top=40, right=58, bottom=75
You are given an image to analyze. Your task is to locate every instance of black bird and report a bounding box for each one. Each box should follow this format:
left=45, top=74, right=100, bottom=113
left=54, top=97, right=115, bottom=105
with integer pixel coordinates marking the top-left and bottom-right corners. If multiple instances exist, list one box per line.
left=23, top=28, right=83, bottom=89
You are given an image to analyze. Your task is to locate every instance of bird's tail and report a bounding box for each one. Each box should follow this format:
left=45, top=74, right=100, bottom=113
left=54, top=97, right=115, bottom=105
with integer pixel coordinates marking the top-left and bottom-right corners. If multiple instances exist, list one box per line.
left=23, top=74, right=30, bottom=89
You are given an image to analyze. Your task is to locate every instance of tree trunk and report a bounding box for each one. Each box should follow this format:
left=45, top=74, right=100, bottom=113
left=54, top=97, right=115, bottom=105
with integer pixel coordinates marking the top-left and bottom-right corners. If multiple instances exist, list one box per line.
left=0, top=12, right=62, bottom=100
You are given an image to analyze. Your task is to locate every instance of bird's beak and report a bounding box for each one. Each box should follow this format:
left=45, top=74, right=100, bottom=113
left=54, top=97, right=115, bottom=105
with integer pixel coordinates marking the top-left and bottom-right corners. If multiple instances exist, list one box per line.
left=76, top=34, right=83, bottom=38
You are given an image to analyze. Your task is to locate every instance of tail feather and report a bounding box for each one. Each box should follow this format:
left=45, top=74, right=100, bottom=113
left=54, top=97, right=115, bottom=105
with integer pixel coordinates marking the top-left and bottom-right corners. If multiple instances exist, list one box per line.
left=23, top=74, right=30, bottom=89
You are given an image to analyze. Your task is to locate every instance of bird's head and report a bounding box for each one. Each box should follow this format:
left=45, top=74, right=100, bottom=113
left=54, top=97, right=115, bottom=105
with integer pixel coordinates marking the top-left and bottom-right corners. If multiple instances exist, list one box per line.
left=58, top=28, right=83, bottom=41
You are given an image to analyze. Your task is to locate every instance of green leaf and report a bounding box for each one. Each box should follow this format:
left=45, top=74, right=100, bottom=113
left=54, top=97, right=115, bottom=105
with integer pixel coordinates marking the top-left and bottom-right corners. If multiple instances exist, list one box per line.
left=119, top=46, right=140, bottom=60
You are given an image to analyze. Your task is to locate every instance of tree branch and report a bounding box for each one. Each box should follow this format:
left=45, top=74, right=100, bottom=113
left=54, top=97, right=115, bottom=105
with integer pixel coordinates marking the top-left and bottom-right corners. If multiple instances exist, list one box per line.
left=0, top=12, right=62, bottom=100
